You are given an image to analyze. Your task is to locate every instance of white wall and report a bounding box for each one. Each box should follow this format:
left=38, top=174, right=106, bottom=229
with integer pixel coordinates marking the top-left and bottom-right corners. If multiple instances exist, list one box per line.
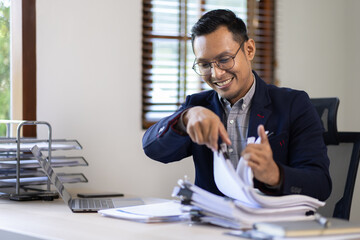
left=343, top=1, right=360, bottom=131
left=37, top=0, right=360, bottom=218
left=276, top=0, right=360, bottom=132
left=36, top=0, right=195, bottom=199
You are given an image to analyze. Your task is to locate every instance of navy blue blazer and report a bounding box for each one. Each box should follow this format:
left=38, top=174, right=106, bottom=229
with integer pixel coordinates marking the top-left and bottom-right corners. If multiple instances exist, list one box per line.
left=143, top=71, right=332, bottom=201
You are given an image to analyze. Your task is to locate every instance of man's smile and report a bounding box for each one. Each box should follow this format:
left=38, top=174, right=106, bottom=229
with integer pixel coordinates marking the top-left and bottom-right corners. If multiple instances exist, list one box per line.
left=213, top=77, right=234, bottom=88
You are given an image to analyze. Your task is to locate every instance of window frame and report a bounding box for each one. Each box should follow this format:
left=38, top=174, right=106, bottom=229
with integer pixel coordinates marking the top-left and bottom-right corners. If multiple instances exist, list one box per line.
left=22, top=0, right=37, bottom=137
left=10, top=0, right=36, bottom=137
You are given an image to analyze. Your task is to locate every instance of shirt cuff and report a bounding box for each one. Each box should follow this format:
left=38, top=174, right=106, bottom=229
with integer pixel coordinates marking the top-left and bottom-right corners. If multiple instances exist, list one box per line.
left=254, top=164, right=284, bottom=196
left=171, top=109, right=190, bottom=136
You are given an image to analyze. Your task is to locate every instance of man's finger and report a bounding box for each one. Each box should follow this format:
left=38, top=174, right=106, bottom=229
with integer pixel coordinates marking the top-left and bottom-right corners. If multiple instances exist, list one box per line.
left=257, top=124, right=269, bottom=144
left=208, top=125, right=219, bottom=151
left=187, top=125, right=202, bottom=144
left=219, top=123, right=232, bottom=146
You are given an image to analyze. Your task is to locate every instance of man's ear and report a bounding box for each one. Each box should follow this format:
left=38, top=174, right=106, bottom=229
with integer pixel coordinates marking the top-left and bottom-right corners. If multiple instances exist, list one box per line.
left=245, top=39, right=256, bottom=61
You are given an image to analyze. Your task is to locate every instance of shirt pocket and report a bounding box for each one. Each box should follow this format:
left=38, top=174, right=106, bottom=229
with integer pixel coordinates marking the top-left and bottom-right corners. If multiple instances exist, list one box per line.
left=268, top=131, right=289, bottom=164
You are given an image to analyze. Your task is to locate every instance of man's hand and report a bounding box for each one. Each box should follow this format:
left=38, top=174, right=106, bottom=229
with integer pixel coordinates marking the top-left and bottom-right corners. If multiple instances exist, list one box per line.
left=242, top=125, right=280, bottom=186
left=183, top=107, right=231, bottom=151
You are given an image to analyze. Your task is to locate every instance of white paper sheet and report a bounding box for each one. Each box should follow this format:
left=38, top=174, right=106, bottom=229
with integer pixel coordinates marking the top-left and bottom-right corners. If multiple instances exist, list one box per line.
left=99, top=201, right=187, bottom=223
left=212, top=136, right=325, bottom=210
left=213, top=151, right=258, bottom=207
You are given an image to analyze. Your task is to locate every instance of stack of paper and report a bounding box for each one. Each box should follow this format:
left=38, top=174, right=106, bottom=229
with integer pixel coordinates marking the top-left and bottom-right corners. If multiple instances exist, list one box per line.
left=172, top=138, right=325, bottom=229
left=99, top=201, right=188, bottom=223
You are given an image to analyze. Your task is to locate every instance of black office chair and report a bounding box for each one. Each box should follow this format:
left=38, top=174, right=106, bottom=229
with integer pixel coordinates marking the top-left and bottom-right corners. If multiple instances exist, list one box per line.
left=311, top=98, right=360, bottom=220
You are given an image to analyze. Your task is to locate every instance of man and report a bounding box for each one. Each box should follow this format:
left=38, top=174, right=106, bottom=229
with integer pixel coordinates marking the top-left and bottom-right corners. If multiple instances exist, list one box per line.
left=142, top=9, right=331, bottom=201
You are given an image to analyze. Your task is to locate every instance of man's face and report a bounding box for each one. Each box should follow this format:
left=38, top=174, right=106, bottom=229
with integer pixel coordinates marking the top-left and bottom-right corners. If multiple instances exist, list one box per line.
left=193, top=26, right=255, bottom=105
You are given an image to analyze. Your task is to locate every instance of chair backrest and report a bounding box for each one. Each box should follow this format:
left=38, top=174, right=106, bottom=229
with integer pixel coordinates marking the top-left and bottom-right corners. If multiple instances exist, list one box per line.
left=310, top=97, right=360, bottom=220
left=333, top=132, right=360, bottom=219
left=310, top=98, right=340, bottom=145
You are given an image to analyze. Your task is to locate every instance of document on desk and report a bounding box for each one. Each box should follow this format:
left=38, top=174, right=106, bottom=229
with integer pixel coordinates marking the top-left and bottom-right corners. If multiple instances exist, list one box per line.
left=172, top=136, right=326, bottom=229
left=99, top=201, right=188, bottom=223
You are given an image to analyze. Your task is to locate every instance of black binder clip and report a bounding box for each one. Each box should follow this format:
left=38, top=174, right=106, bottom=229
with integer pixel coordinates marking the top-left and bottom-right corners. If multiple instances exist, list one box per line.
left=218, top=142, right=230, bottom=160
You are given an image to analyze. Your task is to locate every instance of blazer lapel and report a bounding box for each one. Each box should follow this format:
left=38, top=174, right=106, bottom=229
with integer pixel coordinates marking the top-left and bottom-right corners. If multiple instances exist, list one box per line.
left=248, top=71, right=272, bottom=138
left=206, top=91, right=224, bottom=118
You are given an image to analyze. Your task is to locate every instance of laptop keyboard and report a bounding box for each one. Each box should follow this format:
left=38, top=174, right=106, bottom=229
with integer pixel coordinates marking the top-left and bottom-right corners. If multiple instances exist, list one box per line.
left=78, top=199, right=115, bottom=209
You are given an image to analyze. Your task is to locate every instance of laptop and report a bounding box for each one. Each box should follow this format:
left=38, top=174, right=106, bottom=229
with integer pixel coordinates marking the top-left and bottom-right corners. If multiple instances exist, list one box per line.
left=31, top=145, right=144, bottom=212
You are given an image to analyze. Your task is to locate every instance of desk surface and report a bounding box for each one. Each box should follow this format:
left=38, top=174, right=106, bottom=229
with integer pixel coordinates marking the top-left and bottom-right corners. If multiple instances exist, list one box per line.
left=0, top=197, right=236, bottom=240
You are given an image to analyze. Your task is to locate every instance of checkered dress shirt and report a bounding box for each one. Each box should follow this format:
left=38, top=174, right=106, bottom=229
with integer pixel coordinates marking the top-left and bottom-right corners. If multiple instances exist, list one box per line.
left=219, top=77, right=256, bottom=168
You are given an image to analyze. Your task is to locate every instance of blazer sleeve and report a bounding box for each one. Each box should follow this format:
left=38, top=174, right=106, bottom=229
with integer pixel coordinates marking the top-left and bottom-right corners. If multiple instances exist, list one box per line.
left=142, top=98, right=193, bottom=163
left=283, top=92, right=331, bottom=201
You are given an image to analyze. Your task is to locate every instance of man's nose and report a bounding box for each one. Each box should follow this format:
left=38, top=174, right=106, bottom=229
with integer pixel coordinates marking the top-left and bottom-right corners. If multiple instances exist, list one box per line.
left=211, top=63, right=226, bottom=79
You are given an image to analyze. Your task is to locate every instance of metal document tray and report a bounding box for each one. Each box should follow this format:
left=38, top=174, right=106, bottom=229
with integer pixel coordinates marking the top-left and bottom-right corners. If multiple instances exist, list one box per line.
left=0, top=120, right=89, bottom=200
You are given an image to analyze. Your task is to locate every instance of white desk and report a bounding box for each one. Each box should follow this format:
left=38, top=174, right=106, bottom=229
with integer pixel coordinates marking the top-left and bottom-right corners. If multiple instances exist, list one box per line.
left=0, top=197, right=237, bottom=240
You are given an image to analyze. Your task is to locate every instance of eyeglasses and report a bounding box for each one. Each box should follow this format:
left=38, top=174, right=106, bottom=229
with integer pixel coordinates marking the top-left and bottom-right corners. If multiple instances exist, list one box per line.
left=192, top=41, right=245, bottom=76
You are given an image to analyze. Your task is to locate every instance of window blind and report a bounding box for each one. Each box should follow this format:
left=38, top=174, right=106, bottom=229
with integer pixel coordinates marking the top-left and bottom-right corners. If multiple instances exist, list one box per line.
left=142, top=0, right=275, bottom=129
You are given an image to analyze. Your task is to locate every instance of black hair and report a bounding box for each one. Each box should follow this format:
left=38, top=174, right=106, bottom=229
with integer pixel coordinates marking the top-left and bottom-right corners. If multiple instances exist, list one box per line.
left=191, top=9, right=249, bottom=47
